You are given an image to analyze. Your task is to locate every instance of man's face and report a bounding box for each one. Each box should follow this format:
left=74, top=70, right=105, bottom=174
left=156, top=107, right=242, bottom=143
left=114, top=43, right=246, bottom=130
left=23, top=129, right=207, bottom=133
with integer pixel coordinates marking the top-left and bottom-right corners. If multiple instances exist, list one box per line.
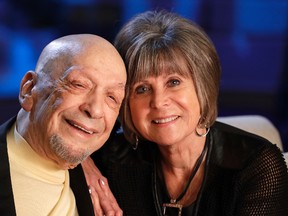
left=23, top=47, right=126, bottom=169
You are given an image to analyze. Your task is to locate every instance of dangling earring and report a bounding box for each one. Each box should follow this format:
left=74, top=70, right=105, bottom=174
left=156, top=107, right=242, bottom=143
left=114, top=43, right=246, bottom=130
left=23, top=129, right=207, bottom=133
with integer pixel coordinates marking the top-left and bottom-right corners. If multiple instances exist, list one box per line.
left=195, top=117, right=210, bottom=137
left=133, top=136, right=139, bottom=150
left=195, top=126, right=210, bottom=137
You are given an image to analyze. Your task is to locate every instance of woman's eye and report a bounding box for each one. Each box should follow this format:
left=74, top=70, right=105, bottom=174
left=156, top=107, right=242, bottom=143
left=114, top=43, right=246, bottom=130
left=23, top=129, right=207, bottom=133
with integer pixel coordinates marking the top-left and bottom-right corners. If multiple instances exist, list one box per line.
left=168, top=79, right=180, bottom=87
left=135, top=85, right=150, bottom=94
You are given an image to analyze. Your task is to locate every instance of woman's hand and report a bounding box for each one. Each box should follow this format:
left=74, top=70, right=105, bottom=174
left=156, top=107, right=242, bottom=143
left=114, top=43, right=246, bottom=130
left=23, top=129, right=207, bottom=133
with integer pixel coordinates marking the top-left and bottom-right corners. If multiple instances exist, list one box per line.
left=82, top=157, right=123, bottom=216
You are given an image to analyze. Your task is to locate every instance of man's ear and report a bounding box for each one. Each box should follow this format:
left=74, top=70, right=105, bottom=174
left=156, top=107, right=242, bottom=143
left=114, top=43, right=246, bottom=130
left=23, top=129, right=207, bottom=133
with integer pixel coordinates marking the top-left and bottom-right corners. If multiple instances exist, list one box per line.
left=19, top=71, right=37, bottom=111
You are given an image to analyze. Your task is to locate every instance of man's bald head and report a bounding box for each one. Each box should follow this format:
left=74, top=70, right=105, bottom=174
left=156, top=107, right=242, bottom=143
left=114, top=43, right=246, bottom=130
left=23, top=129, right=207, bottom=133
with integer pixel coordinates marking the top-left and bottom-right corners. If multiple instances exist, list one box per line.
left=35, top=34, right=123, bottom=78
left=17, top=34, right=126, bottom=169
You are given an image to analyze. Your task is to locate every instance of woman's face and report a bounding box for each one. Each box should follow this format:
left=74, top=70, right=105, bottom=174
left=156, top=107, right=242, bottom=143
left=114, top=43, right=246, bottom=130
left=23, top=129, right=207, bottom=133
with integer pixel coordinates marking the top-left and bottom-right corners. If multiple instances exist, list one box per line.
left=129, top=72, right=201, bottom=146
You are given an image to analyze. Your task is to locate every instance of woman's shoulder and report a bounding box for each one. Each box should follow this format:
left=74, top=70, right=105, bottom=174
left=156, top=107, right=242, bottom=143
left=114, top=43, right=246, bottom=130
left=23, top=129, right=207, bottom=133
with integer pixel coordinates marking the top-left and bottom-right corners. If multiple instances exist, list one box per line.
left=209, top=121, right=283, bottom=169
left=212, top=120, right=276, bottom=147
left=201, top=122, right=288, bottom=216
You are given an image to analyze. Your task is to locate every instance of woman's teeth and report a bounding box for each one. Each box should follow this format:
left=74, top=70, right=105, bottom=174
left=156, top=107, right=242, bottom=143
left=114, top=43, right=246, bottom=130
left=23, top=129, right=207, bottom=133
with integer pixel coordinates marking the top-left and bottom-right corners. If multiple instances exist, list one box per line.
left=153, top=116, right=178, bottom=124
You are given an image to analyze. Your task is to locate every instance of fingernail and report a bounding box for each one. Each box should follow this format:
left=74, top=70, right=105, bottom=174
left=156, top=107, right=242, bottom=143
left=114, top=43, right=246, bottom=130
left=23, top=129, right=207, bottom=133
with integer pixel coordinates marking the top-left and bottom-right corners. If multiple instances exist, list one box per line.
left=88, top=185, right=92, bottom=195
left=99, top=179, right=105, bottom=186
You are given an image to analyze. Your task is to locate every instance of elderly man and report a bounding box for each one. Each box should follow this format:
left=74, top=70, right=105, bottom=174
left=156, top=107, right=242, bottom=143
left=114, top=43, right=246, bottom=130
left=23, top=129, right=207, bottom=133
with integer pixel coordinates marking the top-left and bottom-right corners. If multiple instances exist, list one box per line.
left=0, top=34, right=126, bottom=215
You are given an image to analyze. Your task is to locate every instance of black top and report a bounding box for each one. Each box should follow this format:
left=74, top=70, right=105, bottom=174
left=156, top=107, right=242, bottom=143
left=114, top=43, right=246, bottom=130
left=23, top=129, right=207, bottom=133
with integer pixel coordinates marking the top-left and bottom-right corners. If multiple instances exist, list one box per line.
left=93, top=120, right=288, bottom=216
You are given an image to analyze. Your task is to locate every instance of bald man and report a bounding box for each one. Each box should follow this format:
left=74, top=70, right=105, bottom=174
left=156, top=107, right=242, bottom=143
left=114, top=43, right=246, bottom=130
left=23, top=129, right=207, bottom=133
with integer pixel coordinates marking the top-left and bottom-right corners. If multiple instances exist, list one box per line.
left=0, top=34, right=126, bottom=216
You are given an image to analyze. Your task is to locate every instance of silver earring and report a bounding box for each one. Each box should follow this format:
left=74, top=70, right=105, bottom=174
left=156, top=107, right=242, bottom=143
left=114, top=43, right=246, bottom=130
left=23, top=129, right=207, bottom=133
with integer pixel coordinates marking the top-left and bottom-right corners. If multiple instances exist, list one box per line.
left=195, top=126, right=210, bottom=137
left=133, top=136, right=138, bottom=150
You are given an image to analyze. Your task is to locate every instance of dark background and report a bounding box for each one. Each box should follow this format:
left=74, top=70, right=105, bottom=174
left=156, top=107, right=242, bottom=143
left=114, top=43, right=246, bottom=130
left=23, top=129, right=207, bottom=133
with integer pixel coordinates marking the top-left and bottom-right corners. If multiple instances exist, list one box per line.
left=0, top=0, right=287, bottom=150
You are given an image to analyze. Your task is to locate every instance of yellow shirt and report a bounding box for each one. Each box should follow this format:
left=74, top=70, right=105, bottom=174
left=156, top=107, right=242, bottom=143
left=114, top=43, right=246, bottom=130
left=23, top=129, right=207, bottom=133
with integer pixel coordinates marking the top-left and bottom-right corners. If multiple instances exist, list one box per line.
left=7, top=124, right=78, bottom=216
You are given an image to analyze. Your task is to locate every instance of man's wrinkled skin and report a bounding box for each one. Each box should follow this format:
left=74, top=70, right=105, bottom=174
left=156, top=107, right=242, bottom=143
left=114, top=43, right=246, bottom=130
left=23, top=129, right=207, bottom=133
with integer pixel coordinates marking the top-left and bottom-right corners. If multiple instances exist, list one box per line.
left=17, top=34, right=126, bottom=215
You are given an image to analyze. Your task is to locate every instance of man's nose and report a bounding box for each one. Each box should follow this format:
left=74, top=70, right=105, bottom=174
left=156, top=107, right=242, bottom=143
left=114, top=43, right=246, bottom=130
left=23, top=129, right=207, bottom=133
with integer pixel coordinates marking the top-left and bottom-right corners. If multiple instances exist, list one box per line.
left=80, top=95, right=104, bottom=119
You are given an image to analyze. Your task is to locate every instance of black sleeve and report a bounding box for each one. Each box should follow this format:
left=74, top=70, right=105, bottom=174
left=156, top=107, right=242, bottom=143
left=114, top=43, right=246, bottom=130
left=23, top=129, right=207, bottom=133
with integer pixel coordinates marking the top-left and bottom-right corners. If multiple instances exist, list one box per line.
left=235, top=144, right=288, bottom=216
left=69, top=165, right=95, bottom=216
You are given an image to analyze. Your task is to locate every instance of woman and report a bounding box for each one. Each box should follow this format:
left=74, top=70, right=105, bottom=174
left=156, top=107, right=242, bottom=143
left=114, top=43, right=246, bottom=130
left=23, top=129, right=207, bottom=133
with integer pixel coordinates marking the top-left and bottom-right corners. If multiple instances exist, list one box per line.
left=86, top=10, right=288, bottom=215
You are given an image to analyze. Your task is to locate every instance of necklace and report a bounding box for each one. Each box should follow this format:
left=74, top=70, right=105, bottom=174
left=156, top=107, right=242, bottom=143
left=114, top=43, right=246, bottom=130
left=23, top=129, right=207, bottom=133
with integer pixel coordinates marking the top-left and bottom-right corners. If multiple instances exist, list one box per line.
left=161, top=139, right=209, bottom=216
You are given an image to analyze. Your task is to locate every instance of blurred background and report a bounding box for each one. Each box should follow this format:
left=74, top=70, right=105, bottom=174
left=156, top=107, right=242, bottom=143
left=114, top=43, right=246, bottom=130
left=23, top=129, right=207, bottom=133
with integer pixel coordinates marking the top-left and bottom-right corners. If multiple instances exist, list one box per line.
left=0, top=0, right=287, bottom=150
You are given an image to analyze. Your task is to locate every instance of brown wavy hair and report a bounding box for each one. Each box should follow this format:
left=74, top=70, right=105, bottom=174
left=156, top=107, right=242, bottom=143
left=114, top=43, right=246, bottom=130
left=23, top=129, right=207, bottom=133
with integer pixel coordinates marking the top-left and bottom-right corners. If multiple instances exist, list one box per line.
left=114, top=10, right=221, bottom=144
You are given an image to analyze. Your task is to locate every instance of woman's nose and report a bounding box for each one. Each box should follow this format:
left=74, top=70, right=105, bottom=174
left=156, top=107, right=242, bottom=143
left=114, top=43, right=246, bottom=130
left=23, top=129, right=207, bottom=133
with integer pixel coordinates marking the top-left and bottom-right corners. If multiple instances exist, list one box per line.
left=150, top=90, right=169, bottom=109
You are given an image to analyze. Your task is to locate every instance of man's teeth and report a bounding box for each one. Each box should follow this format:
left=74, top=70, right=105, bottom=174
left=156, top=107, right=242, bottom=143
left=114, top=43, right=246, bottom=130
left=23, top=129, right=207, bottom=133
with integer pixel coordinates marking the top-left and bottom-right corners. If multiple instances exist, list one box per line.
left=154, top=116, right=178, bottom=124
left=72, top=123, right=93, bottom=134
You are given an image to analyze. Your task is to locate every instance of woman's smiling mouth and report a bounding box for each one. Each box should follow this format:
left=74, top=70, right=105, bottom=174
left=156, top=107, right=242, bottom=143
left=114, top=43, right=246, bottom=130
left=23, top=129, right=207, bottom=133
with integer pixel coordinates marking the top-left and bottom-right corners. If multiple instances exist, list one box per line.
left=152, top=116, right=179, bottom=124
